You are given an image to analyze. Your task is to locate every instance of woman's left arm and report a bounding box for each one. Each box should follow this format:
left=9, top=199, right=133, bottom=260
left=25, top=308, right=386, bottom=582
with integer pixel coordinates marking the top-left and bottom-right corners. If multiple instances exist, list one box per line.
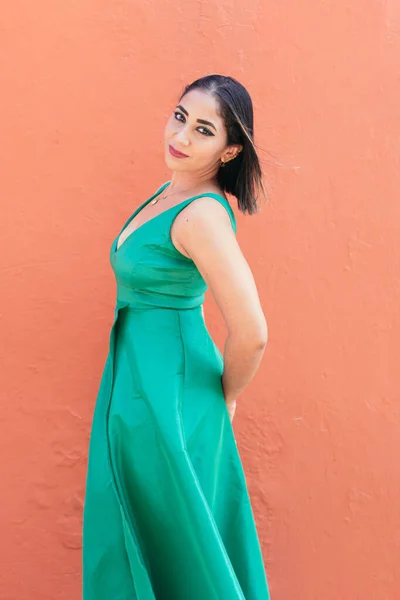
left=173, top=197, right=268, bottom=409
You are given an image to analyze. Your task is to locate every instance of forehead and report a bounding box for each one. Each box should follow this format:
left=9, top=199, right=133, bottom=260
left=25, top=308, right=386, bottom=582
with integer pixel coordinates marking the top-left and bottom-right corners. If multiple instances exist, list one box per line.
left=178, top=89, right=223, bottom=122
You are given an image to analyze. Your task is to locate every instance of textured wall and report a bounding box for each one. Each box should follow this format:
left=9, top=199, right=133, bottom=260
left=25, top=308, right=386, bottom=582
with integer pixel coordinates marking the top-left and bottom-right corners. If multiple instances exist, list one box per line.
left=1, top=0, right=400, bottom=598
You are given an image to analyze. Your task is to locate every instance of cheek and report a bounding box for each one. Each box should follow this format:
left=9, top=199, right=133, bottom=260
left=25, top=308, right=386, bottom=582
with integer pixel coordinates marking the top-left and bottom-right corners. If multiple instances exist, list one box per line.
left=198, top=138, right=221, bottom=159
left=164, top=118, right=175, bottom=136
left=163, top=127, right=169, bottom=141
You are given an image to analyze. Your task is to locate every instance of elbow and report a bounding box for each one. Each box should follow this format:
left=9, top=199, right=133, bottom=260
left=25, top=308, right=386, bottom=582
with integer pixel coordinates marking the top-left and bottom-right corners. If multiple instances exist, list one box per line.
left=253, top=335, right=268, bottom=351
left=240, top=323, right=268, bottom=351
left=251, top=317, right=268, bottom=349
left=227, top=316, right=268, bottom=350
left=258, top=335, right=268, bottom=348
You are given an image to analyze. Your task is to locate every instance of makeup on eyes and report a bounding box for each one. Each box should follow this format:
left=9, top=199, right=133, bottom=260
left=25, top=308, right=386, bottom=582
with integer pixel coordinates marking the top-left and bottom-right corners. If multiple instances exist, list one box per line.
left=174, top=111, right=213, bottom=137
left=175, top=105, right=217, bottom=134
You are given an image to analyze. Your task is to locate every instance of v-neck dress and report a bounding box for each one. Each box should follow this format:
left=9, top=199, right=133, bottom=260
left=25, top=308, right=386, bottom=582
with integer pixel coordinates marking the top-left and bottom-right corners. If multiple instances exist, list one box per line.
left=82, top=181, right=271, bottom=600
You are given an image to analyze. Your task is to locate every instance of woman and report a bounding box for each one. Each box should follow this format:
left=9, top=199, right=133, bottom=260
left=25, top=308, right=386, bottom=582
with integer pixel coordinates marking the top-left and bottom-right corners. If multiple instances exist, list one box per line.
left=83, top=74, right=271, bottom=599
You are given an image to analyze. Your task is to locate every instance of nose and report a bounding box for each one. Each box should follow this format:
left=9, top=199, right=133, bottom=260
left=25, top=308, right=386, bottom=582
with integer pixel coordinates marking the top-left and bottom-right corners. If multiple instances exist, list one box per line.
left=174, top=128, right=190, bottom=146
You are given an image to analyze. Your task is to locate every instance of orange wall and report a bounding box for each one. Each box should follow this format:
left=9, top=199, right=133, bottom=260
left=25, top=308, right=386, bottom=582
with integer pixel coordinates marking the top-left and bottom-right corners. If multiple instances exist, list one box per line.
left=1, top=1, right=400, bottom=598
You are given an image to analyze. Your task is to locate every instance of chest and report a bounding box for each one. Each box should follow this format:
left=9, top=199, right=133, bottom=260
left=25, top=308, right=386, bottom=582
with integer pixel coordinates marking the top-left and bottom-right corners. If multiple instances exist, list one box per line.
left=116, top=203, right=191, bottom=258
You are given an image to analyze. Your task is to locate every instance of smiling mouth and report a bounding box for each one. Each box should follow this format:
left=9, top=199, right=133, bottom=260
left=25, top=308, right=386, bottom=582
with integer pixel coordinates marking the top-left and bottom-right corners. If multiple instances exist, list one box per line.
left=169, top=145, right=189, bottom=158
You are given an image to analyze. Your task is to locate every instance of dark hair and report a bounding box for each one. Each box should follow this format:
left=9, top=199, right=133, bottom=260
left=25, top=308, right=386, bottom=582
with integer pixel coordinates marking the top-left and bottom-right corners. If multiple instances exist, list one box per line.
left=178, top=74, right=268, bottom=215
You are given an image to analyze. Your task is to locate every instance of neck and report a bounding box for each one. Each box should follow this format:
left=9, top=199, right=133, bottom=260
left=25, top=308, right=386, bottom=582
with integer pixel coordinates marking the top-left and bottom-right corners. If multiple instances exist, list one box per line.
left=167, top=170, right=218, bottom=194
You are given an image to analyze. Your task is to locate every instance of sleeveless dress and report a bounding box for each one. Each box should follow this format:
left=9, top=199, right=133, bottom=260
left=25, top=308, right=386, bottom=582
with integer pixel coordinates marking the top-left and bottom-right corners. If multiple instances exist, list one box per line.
left=82, top=181, right=271, bottom=600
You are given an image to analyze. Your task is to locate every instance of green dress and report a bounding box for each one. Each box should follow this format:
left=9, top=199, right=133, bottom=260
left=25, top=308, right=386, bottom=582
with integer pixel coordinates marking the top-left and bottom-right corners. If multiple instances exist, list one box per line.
left=82, top=181, right=271, bottom=600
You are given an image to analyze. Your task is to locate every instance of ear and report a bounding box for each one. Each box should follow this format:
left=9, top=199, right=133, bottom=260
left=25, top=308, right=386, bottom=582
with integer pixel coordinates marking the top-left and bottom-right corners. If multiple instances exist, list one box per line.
left=221, top=144, right=243, bottom=162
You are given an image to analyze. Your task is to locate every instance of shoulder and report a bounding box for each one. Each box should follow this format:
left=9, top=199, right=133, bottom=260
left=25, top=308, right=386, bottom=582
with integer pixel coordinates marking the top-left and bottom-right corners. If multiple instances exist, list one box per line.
left=171, top=195, right=238, bottom=262
left=175, top=194, right=236, bottom=234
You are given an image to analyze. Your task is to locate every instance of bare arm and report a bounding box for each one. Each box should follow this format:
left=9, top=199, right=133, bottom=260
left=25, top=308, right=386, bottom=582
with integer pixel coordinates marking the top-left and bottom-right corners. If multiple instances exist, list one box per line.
left=172, top=197, right=268, bottom=412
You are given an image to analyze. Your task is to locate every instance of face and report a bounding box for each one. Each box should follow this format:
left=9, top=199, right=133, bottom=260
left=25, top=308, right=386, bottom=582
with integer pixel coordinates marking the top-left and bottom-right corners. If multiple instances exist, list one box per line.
left=163, top=89, right=242, bottom=174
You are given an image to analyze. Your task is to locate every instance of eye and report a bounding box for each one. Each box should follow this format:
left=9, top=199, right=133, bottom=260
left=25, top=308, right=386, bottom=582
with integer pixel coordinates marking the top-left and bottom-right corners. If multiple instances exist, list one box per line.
left=197, top=126, right=213, bottom=137
left=174, top=110, right=214, bottom=136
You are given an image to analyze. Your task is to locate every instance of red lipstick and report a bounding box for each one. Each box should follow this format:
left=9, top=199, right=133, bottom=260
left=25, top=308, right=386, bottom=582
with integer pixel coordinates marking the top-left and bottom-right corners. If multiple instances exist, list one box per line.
left=169, top=145, right=189, bottom=158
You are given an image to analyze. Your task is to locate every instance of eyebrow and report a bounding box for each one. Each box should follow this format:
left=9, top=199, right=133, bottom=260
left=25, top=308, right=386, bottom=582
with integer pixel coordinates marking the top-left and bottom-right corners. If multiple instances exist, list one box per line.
left=176, top=104, right=217, bottom=132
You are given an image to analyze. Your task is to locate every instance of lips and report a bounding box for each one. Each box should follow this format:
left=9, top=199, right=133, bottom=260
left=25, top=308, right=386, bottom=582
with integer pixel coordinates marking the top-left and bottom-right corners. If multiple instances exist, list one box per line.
left=169, top=145, right=189, bottom=158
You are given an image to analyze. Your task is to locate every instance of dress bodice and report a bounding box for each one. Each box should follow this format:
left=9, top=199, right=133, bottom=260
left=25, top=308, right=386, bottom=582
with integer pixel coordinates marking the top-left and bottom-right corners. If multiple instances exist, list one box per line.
left=110, top=181, right=237, bottom=310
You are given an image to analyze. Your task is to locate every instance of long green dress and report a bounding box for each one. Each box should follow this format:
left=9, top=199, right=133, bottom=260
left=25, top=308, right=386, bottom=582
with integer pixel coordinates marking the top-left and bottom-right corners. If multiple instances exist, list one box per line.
left=82, top=181, right=271, bottom=600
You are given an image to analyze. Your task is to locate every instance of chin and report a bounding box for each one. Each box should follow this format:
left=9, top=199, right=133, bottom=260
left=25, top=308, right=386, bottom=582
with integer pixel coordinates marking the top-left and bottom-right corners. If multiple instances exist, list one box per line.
left=164, top=154, right=187, bottom=170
